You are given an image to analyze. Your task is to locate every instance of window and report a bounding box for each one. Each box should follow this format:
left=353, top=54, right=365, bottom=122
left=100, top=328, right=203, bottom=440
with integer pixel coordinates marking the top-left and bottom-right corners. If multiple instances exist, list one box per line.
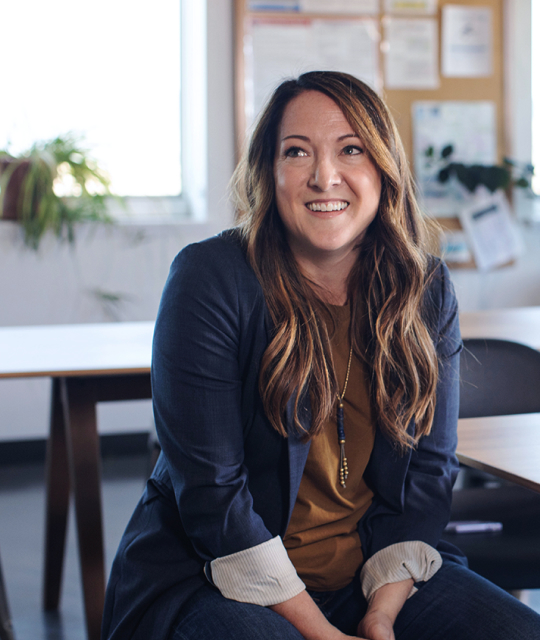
left=2, top=1, right=181, bottom=202
left=532, top=0, right=540, bottom=194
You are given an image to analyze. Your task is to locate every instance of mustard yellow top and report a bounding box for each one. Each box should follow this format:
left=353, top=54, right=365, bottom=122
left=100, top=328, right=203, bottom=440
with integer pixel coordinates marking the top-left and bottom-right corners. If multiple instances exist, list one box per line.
left=283, top=303, right=375, bottom=591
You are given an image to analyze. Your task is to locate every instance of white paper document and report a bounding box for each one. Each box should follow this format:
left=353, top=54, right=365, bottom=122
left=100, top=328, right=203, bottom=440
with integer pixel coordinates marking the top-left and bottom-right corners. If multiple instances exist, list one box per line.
left=301, top=0, right=379, bottom=13
left=384, top=18, right=438, bottom=89
left=439, top=229, right=472, bottom=264
left=384, top=0, right=437, bottom=14
left=247, top=18, right=380, bottom=126
left=248, top=1, right=301, bottom=10
left=442, top=5, right=493, bottom=77
left=459, top=190, right=522, bottom=271
left=412, top=100, right=497, bottom=215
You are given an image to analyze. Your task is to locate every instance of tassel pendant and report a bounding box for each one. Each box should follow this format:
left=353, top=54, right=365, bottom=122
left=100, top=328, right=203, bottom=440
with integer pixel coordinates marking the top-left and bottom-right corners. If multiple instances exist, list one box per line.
left=337, top=401, right=349, bottom=488
left=336, top=344, right=353, bottom=489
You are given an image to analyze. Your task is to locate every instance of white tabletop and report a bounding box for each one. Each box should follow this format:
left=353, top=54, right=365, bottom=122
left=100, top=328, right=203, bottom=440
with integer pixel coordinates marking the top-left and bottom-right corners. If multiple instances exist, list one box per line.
left=0, top=321, right=154, bottom=378
left=1, top=305, right=538, bottom=378
left=457, top=412, right=540, bottom=493
left=460, top=306, right=540, bottom=350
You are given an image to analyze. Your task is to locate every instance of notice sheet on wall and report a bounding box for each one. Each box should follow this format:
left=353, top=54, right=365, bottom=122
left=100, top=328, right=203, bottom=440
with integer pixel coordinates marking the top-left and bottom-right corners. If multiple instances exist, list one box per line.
left=246, top=18, right=380, bottom=127
left=248, top=1, right=301, bottom=10
left=383, top=17, right=438, bottom=89
left=301, top=0, right=379, bottom=13
left=459, top=190, right=522, bottom=271
left=412, top=100, right=497, bottom=215
left=442, top=5, right=493, bottom=77
left=384, top=0, right=437, bottom=14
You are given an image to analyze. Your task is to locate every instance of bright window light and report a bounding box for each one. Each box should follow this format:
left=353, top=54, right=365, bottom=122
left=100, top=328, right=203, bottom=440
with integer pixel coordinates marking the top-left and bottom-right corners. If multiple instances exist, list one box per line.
left=532, top=0, right=540, bottom=193
left=1, top=0, right=181, bottom=197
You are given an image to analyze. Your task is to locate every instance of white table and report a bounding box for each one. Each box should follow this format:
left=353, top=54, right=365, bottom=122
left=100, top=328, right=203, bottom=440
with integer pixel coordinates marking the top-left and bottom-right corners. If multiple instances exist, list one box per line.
left=457, top=413, right=540, bottom=494
left=460, top=306, right=540, bottom=350
left=0, top=322, right=153, bottom=640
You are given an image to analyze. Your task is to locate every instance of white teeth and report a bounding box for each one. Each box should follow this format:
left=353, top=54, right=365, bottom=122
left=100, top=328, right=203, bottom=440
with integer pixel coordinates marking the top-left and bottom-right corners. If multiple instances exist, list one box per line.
left=306, top=201, right=348, bottom=212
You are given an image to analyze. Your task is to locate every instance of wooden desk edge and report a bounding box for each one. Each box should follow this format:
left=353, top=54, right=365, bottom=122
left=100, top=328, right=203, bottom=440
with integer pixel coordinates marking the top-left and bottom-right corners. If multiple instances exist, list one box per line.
left=0, top=367, right=151, bottom=379
left=457, top=452, right=540, bottom=494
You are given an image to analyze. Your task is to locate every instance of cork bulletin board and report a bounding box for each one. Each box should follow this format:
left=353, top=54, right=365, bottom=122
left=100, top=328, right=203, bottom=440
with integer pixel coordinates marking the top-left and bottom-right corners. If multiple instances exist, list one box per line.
left=233, top=0, right=506, bottom=268
left=234, top=0, right=504, bottom=159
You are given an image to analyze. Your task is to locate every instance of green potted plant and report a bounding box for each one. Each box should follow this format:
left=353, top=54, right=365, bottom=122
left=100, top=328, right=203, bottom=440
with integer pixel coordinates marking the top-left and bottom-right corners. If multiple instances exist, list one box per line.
left=424, top=144, right=534, bottom=194
left=0, top=133, right=114, bottom=249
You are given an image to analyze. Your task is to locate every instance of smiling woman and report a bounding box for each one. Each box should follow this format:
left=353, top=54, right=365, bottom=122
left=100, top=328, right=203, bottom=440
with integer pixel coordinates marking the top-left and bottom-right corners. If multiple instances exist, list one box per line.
left=274, top=90, right=381, bottom=303
left=102, top=72, right=540, bottom=640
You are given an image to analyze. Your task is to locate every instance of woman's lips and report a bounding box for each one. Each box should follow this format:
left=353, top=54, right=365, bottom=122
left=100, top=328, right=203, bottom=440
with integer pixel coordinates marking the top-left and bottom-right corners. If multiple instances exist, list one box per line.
left=305, top=200, right=349, bottom=212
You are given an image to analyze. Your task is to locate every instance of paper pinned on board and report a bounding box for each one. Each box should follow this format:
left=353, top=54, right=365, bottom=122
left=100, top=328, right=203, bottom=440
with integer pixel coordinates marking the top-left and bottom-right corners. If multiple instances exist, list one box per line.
left=248, top=1, right=301, bottom=10
left=247, top=18, right=380, bottom=126
left=301, top=0, right=379, bottom=14
left=442, top=5, right=493, bottom=77
left=384, top=0, right=437, bottom=14
left=383, top=17, right=438, bottom=89
left=459, top=189, right=523, bottom=271
left=412, top=101, right=497, bottom=215
left=440, top=229, right=473, bottom=265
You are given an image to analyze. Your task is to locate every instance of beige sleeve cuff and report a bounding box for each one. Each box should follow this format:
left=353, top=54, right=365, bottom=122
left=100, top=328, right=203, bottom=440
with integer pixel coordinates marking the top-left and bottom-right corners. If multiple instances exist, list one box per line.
left=208, top=535, right=306, bottom=606
left=360, top=541, right=443, bottom=602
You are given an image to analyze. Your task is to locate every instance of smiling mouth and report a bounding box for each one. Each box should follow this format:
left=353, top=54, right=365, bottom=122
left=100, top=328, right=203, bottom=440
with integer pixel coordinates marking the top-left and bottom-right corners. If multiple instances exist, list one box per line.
left=306, top=201, right=349, bottom=212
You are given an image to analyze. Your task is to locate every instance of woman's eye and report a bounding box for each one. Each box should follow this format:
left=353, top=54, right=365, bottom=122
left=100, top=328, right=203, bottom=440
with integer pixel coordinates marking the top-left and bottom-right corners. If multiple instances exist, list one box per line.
left=284, top=147, right=308, bottom=158
left=342, top=145, right=363, bottom=156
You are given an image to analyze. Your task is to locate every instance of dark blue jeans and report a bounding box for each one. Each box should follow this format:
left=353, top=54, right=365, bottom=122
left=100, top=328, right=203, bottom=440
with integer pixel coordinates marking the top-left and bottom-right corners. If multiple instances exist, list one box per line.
left=171, top=561, right=540, bottom=639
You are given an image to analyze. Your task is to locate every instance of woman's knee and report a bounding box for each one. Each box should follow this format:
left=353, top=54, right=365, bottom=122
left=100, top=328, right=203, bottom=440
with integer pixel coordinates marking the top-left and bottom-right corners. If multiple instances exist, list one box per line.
left=395, top=561, right=540, bottom=640
left=172, top=586, right=305, bottom=640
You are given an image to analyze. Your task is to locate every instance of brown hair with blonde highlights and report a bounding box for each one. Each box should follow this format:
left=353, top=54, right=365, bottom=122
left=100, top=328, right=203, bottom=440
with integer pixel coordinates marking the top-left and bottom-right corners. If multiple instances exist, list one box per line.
left=232, top=71, right=438, bottom=451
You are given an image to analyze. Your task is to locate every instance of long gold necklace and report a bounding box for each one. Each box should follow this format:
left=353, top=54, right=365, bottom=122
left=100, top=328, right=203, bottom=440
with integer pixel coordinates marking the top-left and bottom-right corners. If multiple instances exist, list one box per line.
left=336, top=344, right=353, bottom=488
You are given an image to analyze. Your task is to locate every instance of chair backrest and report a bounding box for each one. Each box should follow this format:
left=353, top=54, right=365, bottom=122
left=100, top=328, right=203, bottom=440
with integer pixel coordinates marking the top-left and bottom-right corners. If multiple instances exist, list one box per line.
left=459, top=338, right=540, bottom=419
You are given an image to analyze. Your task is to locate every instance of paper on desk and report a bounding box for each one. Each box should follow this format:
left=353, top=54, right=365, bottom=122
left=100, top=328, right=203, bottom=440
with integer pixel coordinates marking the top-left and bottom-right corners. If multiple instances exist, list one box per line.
left=442, top=5, right=493, bottom=77
left=383, top=17, right=438, bottom=89
left=459, top=189, right=523, bottom=271
left=248, top=18, right=380, bottom=125
left=301, top=0, right=379, bottom=13
left=384, top=0, right=437, bottom=14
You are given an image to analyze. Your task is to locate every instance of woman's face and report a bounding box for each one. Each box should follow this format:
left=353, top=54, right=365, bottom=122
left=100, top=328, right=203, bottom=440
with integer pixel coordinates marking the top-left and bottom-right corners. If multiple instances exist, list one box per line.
left=273, top=90, right=381, bottom=267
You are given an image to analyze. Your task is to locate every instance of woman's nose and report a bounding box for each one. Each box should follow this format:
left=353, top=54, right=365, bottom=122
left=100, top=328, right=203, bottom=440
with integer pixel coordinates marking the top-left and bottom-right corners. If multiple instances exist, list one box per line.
left=308, top=155, right=341, bottom=191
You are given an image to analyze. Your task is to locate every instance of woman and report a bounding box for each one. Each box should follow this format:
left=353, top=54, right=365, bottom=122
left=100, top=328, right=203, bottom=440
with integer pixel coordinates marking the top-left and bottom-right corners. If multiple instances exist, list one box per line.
left=102, top=72, right=540, bottom=640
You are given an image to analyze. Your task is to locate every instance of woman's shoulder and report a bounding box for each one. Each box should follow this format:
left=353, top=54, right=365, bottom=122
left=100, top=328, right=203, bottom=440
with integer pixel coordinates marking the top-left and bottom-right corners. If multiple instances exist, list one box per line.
left=173, top=227, right=247, bottom=267
left=162, top=228, right=263, bottom=313
left=424, top=255, right=461, bottom=356
left=425, top=255, right=455, bottom=308
left=169, top=228, right=256, bottom=283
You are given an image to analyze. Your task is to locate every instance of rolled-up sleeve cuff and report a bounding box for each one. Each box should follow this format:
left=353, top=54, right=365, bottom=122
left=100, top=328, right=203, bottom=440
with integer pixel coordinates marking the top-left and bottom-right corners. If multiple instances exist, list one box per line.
left=360, top=541, right=442, bottom=602
left=207, top=535, right=305, bottom=606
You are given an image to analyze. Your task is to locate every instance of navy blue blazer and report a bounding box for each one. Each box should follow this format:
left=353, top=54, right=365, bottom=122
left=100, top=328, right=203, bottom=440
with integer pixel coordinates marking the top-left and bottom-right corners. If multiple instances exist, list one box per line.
left=102, top=230, right=465, bottom=640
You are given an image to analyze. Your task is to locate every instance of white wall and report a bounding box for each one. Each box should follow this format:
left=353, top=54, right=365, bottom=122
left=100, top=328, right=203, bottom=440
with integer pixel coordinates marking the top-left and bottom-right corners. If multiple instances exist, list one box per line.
left=0, top=0, right=236, bottom=441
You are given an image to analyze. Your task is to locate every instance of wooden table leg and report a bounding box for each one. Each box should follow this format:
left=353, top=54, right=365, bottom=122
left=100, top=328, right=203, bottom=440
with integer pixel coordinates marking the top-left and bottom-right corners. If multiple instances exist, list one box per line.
left=43, top=377, right=71, bottom=611
left=63, top=378, right=105, bottom=640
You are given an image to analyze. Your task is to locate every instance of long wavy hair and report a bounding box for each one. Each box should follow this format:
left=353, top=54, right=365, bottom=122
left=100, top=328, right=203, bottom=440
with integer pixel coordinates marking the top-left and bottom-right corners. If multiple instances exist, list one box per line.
left=233, top=71, right=438, bottom=451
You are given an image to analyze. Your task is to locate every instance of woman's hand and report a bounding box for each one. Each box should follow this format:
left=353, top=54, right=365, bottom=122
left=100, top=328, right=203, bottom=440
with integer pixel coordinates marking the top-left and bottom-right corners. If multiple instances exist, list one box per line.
left=357, top=610, right=394, bottom=640
left=270, top=591, right=362, bottom=640
left=356, top=578, right=413, bottom=640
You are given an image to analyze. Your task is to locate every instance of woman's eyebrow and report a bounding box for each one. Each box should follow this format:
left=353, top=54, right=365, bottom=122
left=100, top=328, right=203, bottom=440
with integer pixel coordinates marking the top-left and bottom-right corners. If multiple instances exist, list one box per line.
left=281, top=133, right=360, bottom=142
left=281, top=134, right=310, bottom=142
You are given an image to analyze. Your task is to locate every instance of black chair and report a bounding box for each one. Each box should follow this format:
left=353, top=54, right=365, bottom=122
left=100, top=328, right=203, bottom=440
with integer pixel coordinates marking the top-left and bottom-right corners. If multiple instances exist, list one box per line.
left=442, top=338, right=540, bottom=590
left=458, top=338, right=540, bottom=419
left=0, top=554, right=14, bottom=640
